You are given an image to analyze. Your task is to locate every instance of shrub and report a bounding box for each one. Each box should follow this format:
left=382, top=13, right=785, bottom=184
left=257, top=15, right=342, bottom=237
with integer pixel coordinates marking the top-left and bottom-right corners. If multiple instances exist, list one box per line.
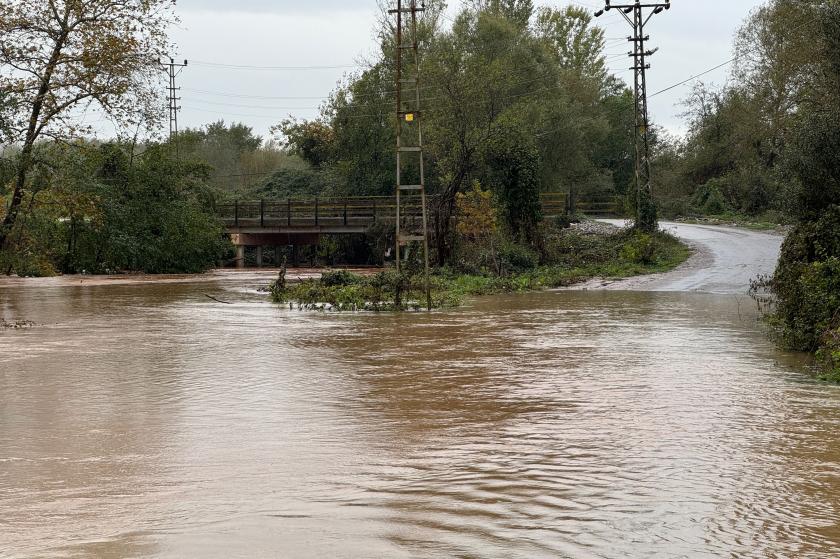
left=498, top=241, right=539, bottom=273
left=693, top=178, right=731, bottom=215
left=320, top=269, right=362, bottom=287
left=772, top=206, right=840, bottom=351
left=621, top=231, right=656, bottom=265
left=817, top=322, right=840, bottom=382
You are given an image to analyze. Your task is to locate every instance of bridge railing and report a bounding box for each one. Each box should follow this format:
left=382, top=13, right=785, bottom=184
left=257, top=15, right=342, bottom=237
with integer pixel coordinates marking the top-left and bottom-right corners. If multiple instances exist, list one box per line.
left=218, top=197, right=400, bottom=229
left=217, top=193, right=621, bottom=229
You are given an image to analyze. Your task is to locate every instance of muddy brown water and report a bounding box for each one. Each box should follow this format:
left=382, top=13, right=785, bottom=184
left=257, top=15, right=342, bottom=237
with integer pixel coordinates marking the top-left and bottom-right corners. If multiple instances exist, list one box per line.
left=1, top=269, right=839, bottom=558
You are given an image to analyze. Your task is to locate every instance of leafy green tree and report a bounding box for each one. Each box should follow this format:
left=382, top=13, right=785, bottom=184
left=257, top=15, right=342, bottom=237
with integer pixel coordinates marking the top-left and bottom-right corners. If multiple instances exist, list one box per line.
left=268, top=0, right=636, bottom=263
left=484, top=118, right=542, bottom=242
left=0, top=0, right=173, bottom=251
left=535, top=6, right=607, bottom=83
left=274, top=119, right=334, bottom=169
left=93, top=144, right=228, bottom=274
left=764, top=2, right=840, bottom=378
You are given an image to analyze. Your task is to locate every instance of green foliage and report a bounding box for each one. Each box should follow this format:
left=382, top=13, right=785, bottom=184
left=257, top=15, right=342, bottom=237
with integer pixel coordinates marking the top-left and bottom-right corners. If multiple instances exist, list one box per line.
left=497, top=241, right=539, bottom=273
left=0, top=142, right=229, bottom=275
left=274, top=119, right=334, bottom=169
left=621, top=232, right=656, bottom=265
left=770, top=207, right=840, bottom=352
left=267, top=0, right=635, bottom=262
left=534, top=5, right=606, bottom=82
left=272, top=269, right=457, bottom=311
left=652, top=0, right=832, bottom=220
left=92, top=145, right=228, bottom=274
left=816, top=323, right=840, bottom=383
left=319, top=269, right=363, bottom=288
left=485, top=119, right=543, bottom=242
left=783, top=105, right=840, bottom=222
left=761, top=4, right=840, bottom=380
left=692, top=178, right=731, bottom=215
left=251, top=167, right=340, bottom=199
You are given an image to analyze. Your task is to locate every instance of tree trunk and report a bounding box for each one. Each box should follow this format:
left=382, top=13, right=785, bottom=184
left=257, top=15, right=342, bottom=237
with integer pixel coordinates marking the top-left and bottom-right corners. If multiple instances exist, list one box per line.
left=0, top=149, right=33, bottom=251
left=0, top=28, right=69, bottom=251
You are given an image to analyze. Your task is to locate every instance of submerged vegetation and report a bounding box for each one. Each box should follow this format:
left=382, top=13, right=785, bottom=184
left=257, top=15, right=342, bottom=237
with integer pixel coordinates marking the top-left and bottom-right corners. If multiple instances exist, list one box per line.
left=270, top=223, right=690, bottom=311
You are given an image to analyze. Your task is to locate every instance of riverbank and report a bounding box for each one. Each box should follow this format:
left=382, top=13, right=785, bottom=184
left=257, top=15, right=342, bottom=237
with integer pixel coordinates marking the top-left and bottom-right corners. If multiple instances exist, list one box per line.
left=270, top=225, right=692, bottom=310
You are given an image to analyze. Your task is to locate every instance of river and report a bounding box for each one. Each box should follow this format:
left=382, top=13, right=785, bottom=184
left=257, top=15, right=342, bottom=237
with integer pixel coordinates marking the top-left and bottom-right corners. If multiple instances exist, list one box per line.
left=1, top=224, right=839, bottom=558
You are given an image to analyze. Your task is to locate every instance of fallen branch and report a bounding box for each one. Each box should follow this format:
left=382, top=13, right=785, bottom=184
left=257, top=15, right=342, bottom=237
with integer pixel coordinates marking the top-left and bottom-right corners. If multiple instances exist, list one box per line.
left=204, top=294, right=233, bottom=305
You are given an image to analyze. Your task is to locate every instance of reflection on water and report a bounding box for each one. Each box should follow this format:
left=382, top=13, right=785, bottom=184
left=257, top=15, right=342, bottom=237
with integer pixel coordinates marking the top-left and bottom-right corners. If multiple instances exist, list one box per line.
left=1, top=275, right=839, bottom=558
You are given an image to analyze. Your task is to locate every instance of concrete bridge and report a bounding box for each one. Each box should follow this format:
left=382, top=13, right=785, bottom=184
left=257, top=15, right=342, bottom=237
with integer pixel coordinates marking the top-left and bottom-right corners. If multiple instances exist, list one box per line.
left=217, top=193, right=619, bottom=267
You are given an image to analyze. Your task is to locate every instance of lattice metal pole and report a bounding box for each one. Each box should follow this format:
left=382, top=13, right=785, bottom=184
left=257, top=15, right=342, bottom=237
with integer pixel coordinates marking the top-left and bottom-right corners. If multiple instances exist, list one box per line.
left=595, top=1, right=670, bottom=232
left=389, top=0, right=431, bottom=310
left=160, top=57, right=188, bottom=158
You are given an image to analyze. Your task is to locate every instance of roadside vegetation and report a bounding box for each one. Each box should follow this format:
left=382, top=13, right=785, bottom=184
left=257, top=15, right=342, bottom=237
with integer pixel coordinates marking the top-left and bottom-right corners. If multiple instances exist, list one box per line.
left=738, top=1, right=840, bottom=383
left=270, top=218, right=689, bottom=311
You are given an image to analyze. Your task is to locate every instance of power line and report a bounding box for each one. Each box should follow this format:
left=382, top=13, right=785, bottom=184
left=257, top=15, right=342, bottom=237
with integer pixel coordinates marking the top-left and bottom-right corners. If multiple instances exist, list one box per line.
left=190, top=60, right=360, bottom=71
left=649, top=58, right=736, bottom=98
left=648, top=15, right=820, bottom=99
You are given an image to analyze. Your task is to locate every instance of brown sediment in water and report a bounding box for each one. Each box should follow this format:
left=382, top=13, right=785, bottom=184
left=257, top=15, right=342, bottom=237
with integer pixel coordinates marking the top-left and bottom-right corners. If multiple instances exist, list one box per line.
left=0, top=267, right=382, bottom=289
left=4, top=223, right=835, bottom=559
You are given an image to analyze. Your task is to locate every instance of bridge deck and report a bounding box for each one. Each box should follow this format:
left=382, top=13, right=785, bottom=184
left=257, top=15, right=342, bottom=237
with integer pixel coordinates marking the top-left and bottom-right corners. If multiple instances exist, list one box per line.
left=218, top=194, right=619, bottom=235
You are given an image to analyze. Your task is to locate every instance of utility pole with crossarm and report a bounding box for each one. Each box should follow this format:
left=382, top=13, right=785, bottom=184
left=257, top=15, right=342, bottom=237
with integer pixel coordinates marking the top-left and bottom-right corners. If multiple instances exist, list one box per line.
left=159, top=57, right=188, bottom=158
left=596, top=1, right=670, bottom=232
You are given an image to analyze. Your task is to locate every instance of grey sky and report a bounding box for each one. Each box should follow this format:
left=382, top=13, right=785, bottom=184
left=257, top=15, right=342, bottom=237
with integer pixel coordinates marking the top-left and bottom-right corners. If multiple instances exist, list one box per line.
left=163, top=0, right=767, bottom=140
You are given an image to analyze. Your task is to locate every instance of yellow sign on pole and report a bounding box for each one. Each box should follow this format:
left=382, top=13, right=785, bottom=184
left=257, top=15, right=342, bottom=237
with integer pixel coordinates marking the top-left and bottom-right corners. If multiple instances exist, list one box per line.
left=405, top=113, right=414, bottom=122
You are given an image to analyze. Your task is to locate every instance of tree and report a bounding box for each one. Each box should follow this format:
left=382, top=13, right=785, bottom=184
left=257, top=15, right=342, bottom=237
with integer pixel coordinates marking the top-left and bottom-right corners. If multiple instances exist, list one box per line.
left=535, top=6, right=607, bottom=84
left=274, top=118, right=334, bottom=169
left=484, top=119, right=542, bottom=243
left=0, top=0, right=173, bottom=250
left=179, top=120, right=276, bottom=191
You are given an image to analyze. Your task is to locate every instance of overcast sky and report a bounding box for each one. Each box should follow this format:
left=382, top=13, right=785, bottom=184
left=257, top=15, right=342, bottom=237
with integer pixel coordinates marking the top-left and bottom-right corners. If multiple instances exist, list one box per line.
left=154, top=0, right=767, bottom=140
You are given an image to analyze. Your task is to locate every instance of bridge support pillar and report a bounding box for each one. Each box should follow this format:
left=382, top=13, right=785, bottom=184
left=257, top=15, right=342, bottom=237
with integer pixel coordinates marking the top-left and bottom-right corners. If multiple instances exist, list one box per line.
left=236, top=246, right=245, bottom=269
left=256, top=246, right=263, bottom=268
left=275, top=246, right=283, bottom=266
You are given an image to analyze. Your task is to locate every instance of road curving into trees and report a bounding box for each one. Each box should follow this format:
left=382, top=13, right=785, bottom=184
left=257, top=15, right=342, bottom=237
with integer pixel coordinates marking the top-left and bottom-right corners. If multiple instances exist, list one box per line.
left=581, top=220, right=785, bottom=294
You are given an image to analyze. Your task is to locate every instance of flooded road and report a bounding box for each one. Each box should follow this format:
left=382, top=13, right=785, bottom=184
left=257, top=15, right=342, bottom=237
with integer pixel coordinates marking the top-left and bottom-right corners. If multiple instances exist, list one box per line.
left=2, top=229, right=840, bottom=558
left=589, top=220, right=786, bottom=293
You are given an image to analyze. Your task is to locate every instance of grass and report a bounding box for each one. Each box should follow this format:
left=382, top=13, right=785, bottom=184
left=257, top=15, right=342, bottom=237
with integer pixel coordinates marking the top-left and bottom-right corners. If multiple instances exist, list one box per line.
left=675, top=212, right=789, bottom=232
left=269, top=227, right=691, bottom=311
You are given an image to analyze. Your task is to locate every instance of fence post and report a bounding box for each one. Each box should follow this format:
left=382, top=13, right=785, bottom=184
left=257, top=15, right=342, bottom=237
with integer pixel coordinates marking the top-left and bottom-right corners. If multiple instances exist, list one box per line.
left=344, top=200, right=348, bottom=226
left=234, top=200, right=239, bottom=227
left=260, top=199, right=265, bottom=227
left=287, top=198, right=291, bottom=227
left=315, top=197, right=319, bottom=226
left=373, top=198, right=377, bottom=223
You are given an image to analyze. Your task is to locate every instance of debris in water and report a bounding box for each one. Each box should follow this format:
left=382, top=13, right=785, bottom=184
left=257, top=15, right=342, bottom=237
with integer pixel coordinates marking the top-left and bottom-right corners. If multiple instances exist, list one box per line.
left=1, top=319, right=36, bottom=329
left=204, top=294, right=233, bottom=305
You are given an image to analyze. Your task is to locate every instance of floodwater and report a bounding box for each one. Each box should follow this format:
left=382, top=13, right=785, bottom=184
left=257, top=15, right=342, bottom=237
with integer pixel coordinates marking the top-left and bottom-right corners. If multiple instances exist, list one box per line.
left=2, top=260, right=840, bottom=557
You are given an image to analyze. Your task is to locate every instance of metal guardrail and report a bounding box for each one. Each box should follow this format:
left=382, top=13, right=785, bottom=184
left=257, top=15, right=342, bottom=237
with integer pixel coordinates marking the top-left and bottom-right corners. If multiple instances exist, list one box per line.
left=217, top=194, right=621, bottom=229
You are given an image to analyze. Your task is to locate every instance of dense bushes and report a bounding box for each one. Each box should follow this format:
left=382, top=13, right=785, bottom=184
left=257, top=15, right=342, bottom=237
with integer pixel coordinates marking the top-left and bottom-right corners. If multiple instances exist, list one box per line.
left=767, top=207, right=840, bottom=380
left=0, top=143, right=229, bottom=276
